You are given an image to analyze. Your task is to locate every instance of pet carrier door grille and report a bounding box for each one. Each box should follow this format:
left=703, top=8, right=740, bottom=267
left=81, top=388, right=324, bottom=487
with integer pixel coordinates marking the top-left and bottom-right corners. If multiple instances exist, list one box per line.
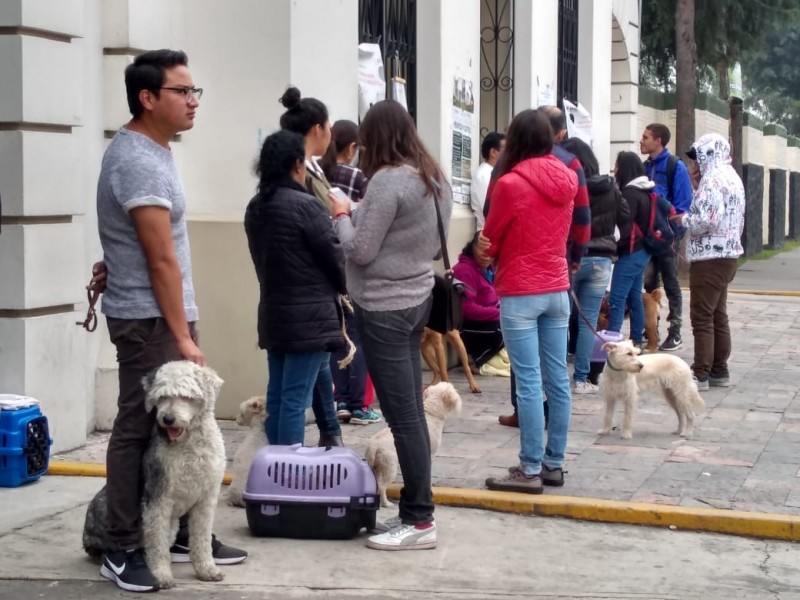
left=25, top=417, right=49, bottom=475
left=266, top=462, right=350, bottom=491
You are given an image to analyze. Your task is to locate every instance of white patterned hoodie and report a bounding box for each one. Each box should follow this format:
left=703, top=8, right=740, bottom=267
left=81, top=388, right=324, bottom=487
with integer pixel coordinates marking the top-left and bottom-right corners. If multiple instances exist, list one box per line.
left=681, top=133, right=745, bottom=262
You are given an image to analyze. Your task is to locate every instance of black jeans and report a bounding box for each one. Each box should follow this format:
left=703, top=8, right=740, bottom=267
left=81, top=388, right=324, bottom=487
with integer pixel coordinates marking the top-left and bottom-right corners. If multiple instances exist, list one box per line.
left=106, top=317, right=194, bottom=550
left=460, top=319, right=504, bottom=366
left=644, top=249, right=682, bottom=336
left=354, top=297, right=433, bottom=525
left=330, top=311, right=368, bottom=411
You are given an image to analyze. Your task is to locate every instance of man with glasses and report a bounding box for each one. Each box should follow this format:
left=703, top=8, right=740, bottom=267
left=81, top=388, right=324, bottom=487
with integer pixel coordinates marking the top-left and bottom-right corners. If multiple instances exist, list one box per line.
left=94, top=49, right=246, bottom=593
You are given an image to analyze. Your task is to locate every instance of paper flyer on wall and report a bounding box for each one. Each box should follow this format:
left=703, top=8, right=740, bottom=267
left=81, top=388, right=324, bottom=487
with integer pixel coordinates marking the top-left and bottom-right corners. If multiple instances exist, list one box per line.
left=392, top=76, right=408, bottom=111
left=358, top=43, right=386, bottom=121
left=451, top=76, right=474, bottom=205
left=562, top=98, right=593, bottom=146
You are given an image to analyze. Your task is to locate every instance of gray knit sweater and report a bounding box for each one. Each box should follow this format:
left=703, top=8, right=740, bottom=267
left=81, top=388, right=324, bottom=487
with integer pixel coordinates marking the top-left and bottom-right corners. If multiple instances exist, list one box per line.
left=333, top=164, right=452, bottom=312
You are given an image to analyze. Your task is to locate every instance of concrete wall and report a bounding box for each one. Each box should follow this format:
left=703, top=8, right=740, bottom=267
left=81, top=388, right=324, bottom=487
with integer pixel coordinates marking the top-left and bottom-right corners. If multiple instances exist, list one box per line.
left=638, top=90, right=800, bottom=251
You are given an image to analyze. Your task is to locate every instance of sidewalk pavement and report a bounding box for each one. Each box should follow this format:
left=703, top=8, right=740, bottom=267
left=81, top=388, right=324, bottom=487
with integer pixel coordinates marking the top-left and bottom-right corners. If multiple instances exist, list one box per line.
left=56, top=293, right=800, bottom=518
left=731, top=245, right=800, bottom=293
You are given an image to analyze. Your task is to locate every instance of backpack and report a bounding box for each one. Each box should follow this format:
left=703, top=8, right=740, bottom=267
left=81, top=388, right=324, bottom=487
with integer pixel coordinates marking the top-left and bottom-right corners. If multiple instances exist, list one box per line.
left=630, top=192, right=677, bottom=257
left=665, top=154, right=680, bottom=204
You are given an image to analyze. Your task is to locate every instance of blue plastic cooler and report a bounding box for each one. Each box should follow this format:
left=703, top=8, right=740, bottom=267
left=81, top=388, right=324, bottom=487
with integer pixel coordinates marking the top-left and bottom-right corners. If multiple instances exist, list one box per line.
left=0, top=404, right=52, bottom=487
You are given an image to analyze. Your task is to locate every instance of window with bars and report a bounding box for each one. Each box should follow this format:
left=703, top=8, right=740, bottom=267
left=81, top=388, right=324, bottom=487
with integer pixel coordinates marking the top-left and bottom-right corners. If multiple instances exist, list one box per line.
left=358, top=0, right=417, bottom=121
left=557, top=0, right=579, bottom=106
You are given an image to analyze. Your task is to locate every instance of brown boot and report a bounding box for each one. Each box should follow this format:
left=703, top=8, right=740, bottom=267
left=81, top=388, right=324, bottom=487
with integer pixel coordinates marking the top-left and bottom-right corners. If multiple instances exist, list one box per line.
left=498, top=414, right=519, bottom=428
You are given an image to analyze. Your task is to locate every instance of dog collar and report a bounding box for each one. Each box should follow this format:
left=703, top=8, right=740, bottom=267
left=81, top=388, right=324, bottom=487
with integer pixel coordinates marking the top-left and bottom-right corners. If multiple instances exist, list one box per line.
left=605, top=356, right=625, bottom=372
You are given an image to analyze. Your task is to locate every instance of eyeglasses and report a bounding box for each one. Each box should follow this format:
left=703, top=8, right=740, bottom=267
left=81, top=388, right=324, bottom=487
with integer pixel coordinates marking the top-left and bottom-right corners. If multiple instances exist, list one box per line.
left=160, top=86, right=203, bottom=102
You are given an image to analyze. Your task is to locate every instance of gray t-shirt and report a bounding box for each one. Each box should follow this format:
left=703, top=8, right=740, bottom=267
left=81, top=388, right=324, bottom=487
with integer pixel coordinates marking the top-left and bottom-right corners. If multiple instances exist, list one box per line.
left=97, top=128, right=198, bottom=321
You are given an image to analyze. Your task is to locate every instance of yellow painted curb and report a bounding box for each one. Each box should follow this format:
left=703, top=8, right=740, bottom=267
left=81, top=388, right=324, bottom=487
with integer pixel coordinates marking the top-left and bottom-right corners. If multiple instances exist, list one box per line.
left=47, top=461, right=233, bottom=486
left=48, top=462, right=800, bottom=542
left=386, top=484, right=800, bottom=542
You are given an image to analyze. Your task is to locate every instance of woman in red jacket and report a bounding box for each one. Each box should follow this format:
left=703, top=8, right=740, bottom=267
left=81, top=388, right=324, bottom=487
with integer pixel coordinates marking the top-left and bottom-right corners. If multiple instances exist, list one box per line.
left=481, top=109, right=578, bottom=495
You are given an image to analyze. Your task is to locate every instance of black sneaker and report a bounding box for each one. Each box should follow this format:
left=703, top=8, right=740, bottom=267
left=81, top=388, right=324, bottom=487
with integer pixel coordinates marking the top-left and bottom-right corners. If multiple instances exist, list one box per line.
left=170, top=534, right=248, bottom=565
left=659, top=333, right=682, bottom=352
left=100, top=548, right=159, bottom=593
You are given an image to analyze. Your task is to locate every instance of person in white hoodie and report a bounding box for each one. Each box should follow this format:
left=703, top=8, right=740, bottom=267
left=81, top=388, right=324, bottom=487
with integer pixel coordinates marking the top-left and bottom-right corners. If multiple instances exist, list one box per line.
left=606, top=151, right=653, bottom=351
left=672, top=133, right=745, bottom=391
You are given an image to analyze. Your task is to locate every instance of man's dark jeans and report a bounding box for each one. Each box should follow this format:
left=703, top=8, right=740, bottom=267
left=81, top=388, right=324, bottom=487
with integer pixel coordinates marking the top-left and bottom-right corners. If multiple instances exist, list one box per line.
left=105, top=317, right=195, bottom=550
left=644, top=249, right=682, bottom=336
left=689, top=258, right=738, bottom=380
left=354, top=297, right=433, bottom=525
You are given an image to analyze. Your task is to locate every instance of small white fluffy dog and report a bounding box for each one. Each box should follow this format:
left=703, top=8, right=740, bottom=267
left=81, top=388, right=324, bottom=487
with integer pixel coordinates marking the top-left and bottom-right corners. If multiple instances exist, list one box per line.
left=365, top=382, right=462, bottom=508
left=599, top=340, right=705, bottom=440
left=82, top=360, right=227, bottom=589
left=227, top=396, right=267, bottom=508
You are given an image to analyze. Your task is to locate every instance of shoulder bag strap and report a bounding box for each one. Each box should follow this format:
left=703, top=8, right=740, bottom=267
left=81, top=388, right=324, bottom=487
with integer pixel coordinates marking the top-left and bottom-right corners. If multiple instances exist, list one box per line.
left=432, top=194, right=451, bottom=273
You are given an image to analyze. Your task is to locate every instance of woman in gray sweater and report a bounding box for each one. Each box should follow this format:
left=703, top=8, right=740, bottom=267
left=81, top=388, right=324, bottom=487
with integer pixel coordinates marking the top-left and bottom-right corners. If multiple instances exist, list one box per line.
left=330, top=100, right=452, bottom=551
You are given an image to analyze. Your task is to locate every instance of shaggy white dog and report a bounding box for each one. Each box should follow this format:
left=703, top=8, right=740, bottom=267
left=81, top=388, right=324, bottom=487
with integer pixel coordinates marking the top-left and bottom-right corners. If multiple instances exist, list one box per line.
left=598, top=340, right=705, bottom=440
left=227, top=396, right=267, bottom=508
left=365, top=382, right=462, bottom=508
left=83, top=360, right=227, bottom=589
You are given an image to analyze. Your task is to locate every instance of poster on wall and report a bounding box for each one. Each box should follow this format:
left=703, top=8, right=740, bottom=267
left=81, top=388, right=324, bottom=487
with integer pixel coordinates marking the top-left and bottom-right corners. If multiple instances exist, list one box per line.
left=536, top=77, right=555, bottom=107
left=563, top=98, right=594, bottom=146
left=392, top=76, right=408, bottom=111
left=358, top=44, right=386, bottom=121
left=451, top=76, right=474, bottom=205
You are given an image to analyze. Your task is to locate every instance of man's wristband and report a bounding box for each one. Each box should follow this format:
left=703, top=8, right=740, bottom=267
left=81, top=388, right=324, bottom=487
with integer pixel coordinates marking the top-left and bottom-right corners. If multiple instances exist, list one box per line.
left=333, top=212, right=349, bottom=221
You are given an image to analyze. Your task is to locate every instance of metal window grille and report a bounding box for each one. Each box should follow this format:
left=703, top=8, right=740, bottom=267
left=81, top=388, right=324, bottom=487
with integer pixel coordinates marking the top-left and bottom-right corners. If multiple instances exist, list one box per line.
left=359, top=0, right=417, bottom=121
left=557, top=0, right=579, bottom=106
left=479, top=0, right=515, bottom=139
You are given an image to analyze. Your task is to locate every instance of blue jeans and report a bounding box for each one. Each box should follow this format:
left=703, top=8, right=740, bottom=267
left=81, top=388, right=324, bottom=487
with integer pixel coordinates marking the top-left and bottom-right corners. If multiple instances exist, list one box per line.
left=500, top=292, right=571, bottom=475
left=266, top=351, right=332, bottom=445
left=354, top=297, right=433, bottom=525
left=608, top=249, right=650, bottom=343
left=571, top=257, right=613, bottom=382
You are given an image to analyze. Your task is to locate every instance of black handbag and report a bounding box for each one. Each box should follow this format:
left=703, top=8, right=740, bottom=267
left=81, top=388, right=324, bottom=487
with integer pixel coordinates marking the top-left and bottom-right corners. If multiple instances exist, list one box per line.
left=427, top=195, right=464, bottom=334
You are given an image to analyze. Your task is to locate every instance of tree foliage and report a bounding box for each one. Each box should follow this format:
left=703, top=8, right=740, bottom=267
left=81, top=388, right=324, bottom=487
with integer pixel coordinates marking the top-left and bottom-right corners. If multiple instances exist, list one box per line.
left=641, top=0, right=800, bottom=95
left=742, top=25, right=800, bottom=135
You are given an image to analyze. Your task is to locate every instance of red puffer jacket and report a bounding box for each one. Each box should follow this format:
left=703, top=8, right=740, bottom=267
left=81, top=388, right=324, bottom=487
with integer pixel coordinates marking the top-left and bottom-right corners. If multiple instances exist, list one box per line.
left=483, top=154, right=578, bottom=296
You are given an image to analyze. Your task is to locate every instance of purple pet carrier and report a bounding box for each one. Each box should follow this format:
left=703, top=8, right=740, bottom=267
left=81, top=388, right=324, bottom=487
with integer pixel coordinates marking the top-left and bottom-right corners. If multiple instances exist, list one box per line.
left=242, top=444, right=378, bottom=539
left=591, top=330, right=625, bottom=363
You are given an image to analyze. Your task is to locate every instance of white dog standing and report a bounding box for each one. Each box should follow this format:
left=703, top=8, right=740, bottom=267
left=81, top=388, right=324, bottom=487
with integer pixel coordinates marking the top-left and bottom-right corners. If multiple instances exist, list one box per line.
left=599, top=341, right=705, bottom=440
left=83, top=361, right=228, bottom=590
left=227, top=396, right=267, bottom=508
left=365, top=382, right=462, bottom=508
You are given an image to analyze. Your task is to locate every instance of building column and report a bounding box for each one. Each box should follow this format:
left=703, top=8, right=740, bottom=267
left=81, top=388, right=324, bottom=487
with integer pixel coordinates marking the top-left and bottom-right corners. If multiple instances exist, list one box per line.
left=513, top=0, right=559, bottom=113
left=0, top=0, right=90, bottom=451
left=417, top=0, right=481, bottom=257
left=578, top=0, right=613, bottom=173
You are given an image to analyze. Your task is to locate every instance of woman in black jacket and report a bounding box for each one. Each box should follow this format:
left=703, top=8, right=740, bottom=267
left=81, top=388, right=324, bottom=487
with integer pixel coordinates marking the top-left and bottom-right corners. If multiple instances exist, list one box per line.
left=607, top=151, right=654, bottom=350
left=244, top=130, right=347, bottom=446
left=562, top=138, right=630, bottom=392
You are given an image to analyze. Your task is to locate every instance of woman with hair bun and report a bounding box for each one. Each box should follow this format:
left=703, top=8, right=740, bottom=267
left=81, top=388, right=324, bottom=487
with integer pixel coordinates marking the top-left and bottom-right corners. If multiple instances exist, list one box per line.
left=244, top=129, right=347, bottom=446
left=279, top=86, right=333, bottom=210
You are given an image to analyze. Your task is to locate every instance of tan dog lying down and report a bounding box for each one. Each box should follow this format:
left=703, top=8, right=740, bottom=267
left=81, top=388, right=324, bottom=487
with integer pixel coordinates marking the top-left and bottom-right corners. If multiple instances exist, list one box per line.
left=599, top=340, right=704, bottom=440
left=365, top=382, right=462, bottom=508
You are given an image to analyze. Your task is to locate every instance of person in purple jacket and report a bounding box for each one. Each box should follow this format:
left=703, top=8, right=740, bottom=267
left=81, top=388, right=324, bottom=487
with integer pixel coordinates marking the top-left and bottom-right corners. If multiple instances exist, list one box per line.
left=452, top=233, right=510, bottom=377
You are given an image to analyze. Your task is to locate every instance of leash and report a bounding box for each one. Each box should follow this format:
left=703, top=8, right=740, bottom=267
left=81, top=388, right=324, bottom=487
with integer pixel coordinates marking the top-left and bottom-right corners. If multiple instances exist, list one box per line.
left=568, top=289, right=609, bottom=343
left=76, top=285, right=100, bottom=333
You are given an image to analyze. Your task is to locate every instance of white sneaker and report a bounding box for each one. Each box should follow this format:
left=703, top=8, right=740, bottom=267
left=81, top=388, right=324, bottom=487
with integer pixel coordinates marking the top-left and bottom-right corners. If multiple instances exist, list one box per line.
left=366, top=522, right=437, bottom=551
left=479, top=363, right=511, bottom=377
left=498, top=348, right=510, bottom=364
left=573, top=381, right=599, bottom=395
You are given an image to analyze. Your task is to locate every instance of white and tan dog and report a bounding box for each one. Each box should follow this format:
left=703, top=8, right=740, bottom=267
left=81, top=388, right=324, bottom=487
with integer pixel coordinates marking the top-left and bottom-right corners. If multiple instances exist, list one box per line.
left=227, top=396, right=267, bottom=508
left=599, top=340, right=704, bottom=440
left=365, top=382, right=462, bottom=508
left=83, top=360, right=227, bottom=589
